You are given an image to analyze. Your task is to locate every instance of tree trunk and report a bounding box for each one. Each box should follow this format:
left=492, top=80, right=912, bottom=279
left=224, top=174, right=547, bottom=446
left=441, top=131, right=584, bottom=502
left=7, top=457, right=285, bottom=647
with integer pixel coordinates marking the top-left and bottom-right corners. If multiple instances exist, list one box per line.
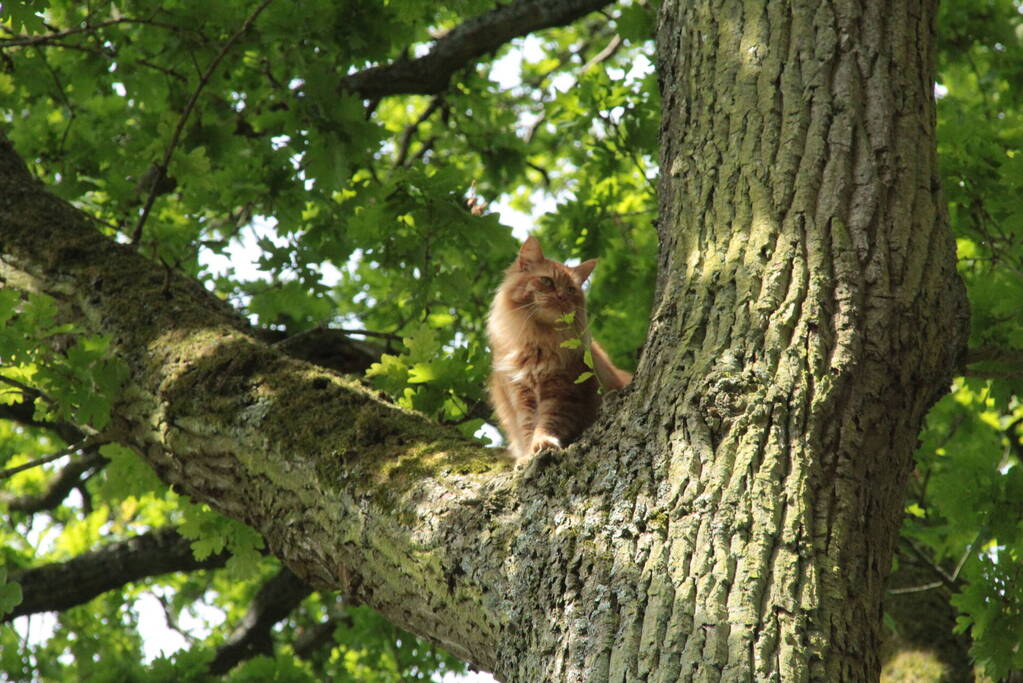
left=0, top=0, right=967, bottom=681
left=619, top=0, right=966, bottom=679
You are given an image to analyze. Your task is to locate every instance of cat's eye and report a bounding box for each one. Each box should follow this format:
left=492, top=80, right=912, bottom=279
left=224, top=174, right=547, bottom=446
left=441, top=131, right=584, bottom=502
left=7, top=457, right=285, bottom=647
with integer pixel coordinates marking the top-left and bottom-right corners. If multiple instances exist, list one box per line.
left=567, top=286, right=576, bottom=294
left=539, top=277, right=555, bottom=288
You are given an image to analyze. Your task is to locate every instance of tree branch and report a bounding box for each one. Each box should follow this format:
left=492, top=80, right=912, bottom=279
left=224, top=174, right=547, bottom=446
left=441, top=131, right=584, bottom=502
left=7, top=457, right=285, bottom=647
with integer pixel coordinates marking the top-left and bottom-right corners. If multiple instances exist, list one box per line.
left=0, top=131, right=511, bottom=671
left=5, top=527, right=228, bottom=621
left=154, top=591, right=200, bottom=645
left=293, top=611, right=351, bottom=659
left=962, top=345, right=1023, bottom=379
left=0, top=18, right=172, bottom=49
left=339, top=0, right=613, bottom=99
left=265, top=326, right=383, bottom=374
left=0, top=375, right=58, bottom=410
left=0, top=449, right=104, bottom=513
left=0, top=392, right=87, bottom=445
left=209, top=567, right=313, bottom=674
left=0, top=436, right=107, bottom=481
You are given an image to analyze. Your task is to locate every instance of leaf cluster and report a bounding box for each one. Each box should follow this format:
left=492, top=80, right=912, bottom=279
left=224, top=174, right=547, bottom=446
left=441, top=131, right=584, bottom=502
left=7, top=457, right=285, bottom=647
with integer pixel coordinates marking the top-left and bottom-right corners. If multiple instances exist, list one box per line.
left=893, top=1, right=1023, bottom=677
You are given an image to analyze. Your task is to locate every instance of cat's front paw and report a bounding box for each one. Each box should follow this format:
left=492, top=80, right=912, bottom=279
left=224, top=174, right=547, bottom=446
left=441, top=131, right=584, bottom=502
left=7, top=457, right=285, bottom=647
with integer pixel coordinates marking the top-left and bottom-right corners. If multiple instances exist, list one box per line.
left=530, top=432, right=562, bottom=453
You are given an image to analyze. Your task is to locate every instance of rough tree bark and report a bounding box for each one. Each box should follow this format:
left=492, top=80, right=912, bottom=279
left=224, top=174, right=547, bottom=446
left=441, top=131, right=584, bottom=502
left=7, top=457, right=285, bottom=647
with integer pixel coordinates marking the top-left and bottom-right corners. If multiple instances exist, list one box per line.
left=639, top=0, right=967, bottom=678
left=0, top=1, right=967, bottom=682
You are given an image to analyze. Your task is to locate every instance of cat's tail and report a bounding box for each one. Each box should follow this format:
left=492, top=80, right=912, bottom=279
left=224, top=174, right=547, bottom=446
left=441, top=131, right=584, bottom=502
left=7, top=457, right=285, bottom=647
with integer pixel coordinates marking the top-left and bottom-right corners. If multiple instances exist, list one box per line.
left=590, top=340, right=633, bottom=391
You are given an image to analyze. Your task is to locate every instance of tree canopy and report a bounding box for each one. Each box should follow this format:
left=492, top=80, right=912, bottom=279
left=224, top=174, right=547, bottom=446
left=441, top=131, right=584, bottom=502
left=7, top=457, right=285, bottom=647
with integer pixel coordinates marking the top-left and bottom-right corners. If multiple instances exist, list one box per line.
left=0, top=0, right=1020, bottom=680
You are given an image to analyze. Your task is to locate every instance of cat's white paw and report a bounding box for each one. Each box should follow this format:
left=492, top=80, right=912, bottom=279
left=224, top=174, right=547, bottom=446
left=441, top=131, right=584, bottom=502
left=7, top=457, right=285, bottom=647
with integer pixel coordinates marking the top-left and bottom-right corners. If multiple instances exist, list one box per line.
left=530, top=432, right=562, bottom=453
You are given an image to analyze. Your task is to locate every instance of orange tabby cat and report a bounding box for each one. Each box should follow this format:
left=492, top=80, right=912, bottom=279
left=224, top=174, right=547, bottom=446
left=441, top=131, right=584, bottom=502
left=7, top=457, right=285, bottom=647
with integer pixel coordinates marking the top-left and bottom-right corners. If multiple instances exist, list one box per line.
left=487, top=236, right=632, bottom=464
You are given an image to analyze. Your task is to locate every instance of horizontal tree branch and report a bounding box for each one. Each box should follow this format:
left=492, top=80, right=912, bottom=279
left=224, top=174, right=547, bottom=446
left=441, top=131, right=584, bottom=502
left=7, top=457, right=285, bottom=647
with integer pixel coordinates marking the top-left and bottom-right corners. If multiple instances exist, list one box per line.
left=339, top=0, right=612, bottom=98
left=0, top=449, right=104, bottom=513
left=0, top=393, right=87, bottom=445
left=0, top=17, right=190, bottom=49
left=962, top=345, right=1023, bottom=379
left=0, top=434, right=110, bottom=481
left=5, top=527, right=228, bottom=621
left=265, top=326, right=384, bottom=373
left=0, top=132, right=516, bottom=672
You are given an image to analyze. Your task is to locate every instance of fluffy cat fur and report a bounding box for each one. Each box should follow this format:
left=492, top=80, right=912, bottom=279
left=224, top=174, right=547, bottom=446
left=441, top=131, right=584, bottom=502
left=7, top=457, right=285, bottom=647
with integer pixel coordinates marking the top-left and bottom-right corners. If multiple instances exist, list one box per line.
left=487, top=236, right=632, bottom=464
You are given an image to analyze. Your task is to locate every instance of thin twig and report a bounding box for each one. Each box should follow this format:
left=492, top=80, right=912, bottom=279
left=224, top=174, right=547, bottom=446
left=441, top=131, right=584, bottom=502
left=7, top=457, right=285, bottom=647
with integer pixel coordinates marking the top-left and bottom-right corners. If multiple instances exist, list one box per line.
left=154, top=592, right=199, bottom=645
left=31, top=44, right=76, bottom=156
left=395, top=96, right=444, bottom=167
left=412, top=136, right=437, bottom=164
left=579, top=32, right=622, bottom=72
left=0, top=18, right=157, bottom=49
left=904, top=536, right=956, bottom=585
left=0, top=375, right=57, bottom=407
left=525, top=29, right=620, bottom=143
left=525, top=161, right=551, bottom=188
left=136, top=58, right=187, bottom=82
left=948, top=542, right=973, bottom=583
left=271, top=325, right=404, bottom=346
left=335, top=328, right=404, bottom=341
left=887, top=580, right=944, bottom=596
left=889, top=536, right=977, bottom=596
left=0, top=450, right=104, bottom=512
left=131, top=0, right=276, bottom=246
left=0, top=436, right=108, bottom=481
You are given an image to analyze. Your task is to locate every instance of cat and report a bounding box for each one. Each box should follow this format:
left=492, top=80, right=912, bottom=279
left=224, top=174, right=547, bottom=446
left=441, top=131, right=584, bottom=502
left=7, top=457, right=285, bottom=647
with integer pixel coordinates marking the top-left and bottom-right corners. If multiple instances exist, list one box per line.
left=487, top=236, right=633, bottom=464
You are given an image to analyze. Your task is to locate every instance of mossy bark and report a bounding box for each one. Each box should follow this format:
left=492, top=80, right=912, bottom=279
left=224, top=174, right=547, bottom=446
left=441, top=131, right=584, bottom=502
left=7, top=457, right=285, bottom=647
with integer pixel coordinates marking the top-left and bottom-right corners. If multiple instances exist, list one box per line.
left=0, top=0, right=968, bottom=680
left=629, top=0, right=967, bottom=679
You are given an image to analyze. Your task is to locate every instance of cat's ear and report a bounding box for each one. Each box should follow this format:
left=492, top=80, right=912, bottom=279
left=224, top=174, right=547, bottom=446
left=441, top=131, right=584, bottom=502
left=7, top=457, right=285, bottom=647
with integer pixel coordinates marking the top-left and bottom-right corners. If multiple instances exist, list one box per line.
left=517, top=235, right=545, bottom=271
left=574, top=258, right=598, bottom=283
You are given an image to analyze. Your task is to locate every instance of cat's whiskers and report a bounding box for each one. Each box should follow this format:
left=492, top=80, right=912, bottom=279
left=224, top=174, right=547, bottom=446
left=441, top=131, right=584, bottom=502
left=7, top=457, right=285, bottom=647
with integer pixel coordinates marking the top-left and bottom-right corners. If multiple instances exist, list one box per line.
left=507, top=301, right=538, bottom=314
left=516, top=302, right=542, bottom=335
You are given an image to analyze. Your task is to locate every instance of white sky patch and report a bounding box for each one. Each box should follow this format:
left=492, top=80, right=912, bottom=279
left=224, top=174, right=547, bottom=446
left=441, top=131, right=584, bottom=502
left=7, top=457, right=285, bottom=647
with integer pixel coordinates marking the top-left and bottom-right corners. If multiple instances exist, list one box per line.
left=201, top=216, right=282, bottom=282
left=489, top=35, right=546, bottom=89
left=136, top=592, right=223, bottom=662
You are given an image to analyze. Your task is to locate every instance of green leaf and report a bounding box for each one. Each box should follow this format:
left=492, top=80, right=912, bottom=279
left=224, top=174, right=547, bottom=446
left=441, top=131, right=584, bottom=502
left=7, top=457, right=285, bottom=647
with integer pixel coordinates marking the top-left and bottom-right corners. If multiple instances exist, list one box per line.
left=0, top=567, right=23, bottom=617
left=96, top=443, right=165, bottom=501
left=403, top=324, right=440, bottom=363
left=407, top=361, right=438, bottom=384
left=0, top=289, right=20, bottom=327
left=177, top=498, right=264, bottom=576
left=2, top=1, right=49, bottom=34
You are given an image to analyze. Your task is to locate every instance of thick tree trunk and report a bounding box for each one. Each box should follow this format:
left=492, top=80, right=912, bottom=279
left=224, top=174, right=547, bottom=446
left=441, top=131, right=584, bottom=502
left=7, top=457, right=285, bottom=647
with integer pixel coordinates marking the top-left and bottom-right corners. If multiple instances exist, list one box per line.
left=0, top=0, right=967, bottom=681
left=617, top=0, right=966, bottom=679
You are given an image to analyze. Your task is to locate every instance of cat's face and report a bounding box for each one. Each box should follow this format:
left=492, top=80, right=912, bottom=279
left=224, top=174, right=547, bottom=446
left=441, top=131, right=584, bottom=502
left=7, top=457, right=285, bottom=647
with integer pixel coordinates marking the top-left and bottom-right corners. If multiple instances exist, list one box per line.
left=503, top=236, right=596, bottom=326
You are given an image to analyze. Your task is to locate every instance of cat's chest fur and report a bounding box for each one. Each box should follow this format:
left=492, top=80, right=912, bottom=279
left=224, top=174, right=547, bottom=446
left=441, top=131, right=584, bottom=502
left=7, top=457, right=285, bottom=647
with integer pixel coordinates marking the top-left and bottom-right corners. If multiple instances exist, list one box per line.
left=494, top=340, right=582, bottom=386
